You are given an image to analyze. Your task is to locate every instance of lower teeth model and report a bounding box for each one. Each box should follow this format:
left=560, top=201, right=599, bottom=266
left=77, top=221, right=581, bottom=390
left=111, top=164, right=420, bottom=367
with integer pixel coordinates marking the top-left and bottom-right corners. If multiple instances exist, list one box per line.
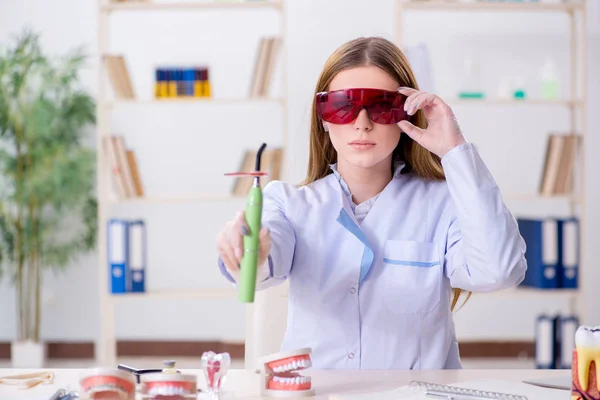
left=572, top=326, right=600, bottom=400
left=259, top=348, right=315, bottom=397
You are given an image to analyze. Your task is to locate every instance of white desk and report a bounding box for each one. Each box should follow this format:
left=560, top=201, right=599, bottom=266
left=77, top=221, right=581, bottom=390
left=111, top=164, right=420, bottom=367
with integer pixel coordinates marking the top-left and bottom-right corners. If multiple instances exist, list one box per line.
left=0, top=368, right=571, bottom=399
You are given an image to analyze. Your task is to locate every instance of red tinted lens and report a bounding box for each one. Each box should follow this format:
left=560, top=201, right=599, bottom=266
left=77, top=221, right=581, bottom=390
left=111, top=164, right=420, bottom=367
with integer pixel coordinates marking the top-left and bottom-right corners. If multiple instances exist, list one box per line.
left=316, top=91, right=360, bottom=124
left=365, top=94, right=407, bottom=124
left=316, top=88, right=407, bottom=125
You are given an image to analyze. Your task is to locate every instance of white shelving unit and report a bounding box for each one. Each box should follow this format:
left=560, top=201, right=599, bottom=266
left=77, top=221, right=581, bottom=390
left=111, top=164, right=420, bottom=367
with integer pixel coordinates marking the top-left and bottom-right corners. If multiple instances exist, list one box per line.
left=394, top=0, right=588, bottom=320
left=95, top=0, right=287, bottom=367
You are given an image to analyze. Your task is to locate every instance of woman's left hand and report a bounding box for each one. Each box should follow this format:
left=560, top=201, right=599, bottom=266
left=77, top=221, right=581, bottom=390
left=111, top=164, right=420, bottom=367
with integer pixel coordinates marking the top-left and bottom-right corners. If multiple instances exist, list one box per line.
left=397, top=87, right=466, bottom=159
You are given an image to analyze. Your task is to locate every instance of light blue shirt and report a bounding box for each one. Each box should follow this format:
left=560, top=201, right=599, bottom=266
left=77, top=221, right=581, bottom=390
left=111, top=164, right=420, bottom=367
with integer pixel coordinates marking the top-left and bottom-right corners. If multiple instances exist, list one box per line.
left=218, top=143, right=527, bottom=370
left=329, top=160, right=405, bottom=224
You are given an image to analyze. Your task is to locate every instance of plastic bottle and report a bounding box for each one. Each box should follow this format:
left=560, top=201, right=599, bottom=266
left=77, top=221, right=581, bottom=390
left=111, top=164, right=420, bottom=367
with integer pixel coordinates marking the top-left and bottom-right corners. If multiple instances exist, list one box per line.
left=458, top=52, right=485, bottom=99
left=540, top=58, right=559, bottom=99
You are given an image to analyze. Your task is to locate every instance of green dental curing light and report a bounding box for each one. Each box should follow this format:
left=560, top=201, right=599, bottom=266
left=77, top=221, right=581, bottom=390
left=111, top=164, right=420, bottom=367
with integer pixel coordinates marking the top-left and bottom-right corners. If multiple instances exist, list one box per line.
left=225, top=143, right=268, bottom=303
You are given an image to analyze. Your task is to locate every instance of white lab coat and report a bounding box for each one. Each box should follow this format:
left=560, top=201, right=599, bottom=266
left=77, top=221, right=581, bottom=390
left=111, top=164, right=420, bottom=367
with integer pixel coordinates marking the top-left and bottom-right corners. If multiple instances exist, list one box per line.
left=219, top=143, right=527, bottom=370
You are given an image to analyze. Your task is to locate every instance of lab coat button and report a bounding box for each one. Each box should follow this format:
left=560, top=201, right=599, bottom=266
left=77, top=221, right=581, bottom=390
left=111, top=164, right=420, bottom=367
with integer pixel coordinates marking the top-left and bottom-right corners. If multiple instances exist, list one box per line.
left=348, top=352, right=354, bottom=359
left=349, top=287, right=356, bottom=294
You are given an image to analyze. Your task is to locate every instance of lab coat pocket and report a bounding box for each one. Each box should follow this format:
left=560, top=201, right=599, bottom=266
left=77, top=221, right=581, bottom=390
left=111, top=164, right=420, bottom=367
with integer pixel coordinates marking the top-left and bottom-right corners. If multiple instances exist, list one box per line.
left=382, top=239, right=442, bottom=315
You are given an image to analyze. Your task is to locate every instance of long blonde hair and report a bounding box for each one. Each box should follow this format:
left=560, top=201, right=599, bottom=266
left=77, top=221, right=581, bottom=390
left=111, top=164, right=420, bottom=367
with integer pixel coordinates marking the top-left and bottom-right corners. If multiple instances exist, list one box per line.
left=303, top=36, right=470, bottom=312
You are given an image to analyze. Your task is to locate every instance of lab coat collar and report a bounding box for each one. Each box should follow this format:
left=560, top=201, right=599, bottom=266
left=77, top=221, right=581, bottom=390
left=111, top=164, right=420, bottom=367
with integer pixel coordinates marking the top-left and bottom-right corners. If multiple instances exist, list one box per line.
left=328, top=160, right=406, bottom=209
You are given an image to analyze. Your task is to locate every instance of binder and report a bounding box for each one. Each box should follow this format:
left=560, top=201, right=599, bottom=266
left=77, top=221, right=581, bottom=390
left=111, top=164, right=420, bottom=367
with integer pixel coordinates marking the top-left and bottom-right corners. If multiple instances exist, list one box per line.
left=517, top=218, right=559, bottom=289
left=534, top=314, right=557, bottom=369
left=557, top=314, right=579, bottom=369
left=128, top=220, right=146, bottom=293
left=558, top=218, right=579, bottom=289
left=107, top=219, right=129, bottom=294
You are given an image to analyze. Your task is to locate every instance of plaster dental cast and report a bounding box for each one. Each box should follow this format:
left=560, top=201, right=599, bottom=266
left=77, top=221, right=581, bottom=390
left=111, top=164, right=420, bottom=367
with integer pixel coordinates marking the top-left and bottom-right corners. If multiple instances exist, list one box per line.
left=216, top=36, right=527, bottom=370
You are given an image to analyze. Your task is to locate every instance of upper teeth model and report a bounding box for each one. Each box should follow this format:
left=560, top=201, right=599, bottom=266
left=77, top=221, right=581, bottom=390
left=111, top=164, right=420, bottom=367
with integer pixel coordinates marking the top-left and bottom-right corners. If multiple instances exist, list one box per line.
left=259, top=348, right=315, bottom=398
left=574, top=325, right=600, bottom=395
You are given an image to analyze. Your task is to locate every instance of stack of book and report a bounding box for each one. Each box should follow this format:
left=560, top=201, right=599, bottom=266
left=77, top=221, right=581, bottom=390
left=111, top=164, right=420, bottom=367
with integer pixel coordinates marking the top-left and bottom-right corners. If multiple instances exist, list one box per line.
left=539, top=133, right=579, bottom=196
left=104, top=55, right=135, bottom=99
left=103, top=134, right=144, bottom=199
left=154, top=66, right=211, bottom=98
left=249, top=36, right=282, bottom=98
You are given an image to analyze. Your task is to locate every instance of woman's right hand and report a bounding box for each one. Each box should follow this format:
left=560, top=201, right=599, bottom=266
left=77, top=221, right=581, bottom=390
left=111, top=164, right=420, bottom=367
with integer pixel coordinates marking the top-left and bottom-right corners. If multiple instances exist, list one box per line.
left=216, top=211, right=271, bottom=278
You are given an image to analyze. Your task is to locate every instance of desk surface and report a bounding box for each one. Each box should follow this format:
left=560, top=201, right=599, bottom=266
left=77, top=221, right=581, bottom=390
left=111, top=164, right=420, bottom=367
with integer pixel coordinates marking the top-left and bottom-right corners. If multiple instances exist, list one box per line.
left=0, top=368, right=571, bottom=399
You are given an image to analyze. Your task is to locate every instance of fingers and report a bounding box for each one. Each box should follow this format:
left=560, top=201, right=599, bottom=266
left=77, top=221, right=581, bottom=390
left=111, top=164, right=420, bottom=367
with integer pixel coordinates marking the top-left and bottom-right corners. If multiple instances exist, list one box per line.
left=398, top=87, right=418, bottom=97
left=217, top=229, right=239, bottom=274
left=405, top=92, right=430, bottom=115
left=217, top=211, right=272, bottom=278
left=397, top=120, right=425, bottom=144
left=217, top=211, right=248, bottom=273
left=399, top=88, right=448, bottom=117
left=398, top=87, right=422, bottom=114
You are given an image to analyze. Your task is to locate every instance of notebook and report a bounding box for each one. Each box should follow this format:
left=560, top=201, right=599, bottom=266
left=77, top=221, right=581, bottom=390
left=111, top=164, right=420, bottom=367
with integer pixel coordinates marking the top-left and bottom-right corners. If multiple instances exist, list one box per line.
left=328, top=379, right=568, bottom=400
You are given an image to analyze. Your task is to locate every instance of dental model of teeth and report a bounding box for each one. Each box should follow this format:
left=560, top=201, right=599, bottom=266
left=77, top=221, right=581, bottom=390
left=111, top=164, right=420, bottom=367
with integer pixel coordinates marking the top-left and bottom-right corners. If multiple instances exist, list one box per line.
left=259, top=348, right=315, bottom=398
left=572, top=325, right=600, bottom=400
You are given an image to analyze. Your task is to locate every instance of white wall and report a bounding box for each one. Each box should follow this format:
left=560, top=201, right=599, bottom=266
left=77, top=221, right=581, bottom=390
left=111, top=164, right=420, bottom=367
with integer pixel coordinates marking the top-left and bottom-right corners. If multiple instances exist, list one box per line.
left=0, top=0, right=598, bottom=350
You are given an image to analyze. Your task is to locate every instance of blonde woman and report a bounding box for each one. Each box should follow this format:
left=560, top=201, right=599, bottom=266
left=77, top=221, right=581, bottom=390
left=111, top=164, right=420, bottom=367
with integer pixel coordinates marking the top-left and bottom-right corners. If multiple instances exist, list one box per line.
left=216, top=36, right=527, bottom=370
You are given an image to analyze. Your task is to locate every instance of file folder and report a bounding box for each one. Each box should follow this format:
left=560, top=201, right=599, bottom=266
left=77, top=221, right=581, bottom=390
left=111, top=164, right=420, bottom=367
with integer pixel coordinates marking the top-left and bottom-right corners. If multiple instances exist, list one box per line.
left=107, top=219, right=128, bottom=294
left=535, top=314, right=557, bottom=369
left=517, top=218, right=559, bottom=289
left=558, top=218, right=579, bottom=289
left=557, top=314, right=578, bottom=369
left=128, top=220, right=146, bottom=293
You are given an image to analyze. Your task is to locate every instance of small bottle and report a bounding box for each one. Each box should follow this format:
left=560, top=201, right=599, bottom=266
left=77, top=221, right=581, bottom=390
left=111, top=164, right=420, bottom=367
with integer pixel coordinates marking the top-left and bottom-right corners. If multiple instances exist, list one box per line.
left=162, top=360, right=178, bottom=374
left=540, top=58, right=559, bottom=99
left=496, top=77, right=512, bottom=99
left=458, top=52, right=484, bottom=99
left=513, top=76, right=527, bottom=100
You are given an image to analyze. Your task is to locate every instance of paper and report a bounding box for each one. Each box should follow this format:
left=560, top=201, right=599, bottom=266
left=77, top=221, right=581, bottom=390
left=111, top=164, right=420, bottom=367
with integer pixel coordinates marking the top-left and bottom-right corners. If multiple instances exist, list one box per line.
left=328, top=379, right=568, bottom=400
left=522, top=375, right=571, bottom=391
left=328, top=385, right=424, bottom=400
left=452, top=379, right=568, bottom=400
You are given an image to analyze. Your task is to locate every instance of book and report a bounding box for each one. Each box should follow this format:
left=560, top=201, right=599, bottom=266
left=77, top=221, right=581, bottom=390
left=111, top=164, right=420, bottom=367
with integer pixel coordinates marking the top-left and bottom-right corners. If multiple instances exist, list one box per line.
left=539, top=133, right=579, bottom=196
left=249, top=37, right=282, bottom=97
left=103, top=55, right=135, bottom=99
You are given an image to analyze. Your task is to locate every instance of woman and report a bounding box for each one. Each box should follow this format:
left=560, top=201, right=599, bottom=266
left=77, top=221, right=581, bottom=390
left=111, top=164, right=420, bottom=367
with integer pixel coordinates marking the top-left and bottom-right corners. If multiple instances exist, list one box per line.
left=216, top=36, right=527, bottom=370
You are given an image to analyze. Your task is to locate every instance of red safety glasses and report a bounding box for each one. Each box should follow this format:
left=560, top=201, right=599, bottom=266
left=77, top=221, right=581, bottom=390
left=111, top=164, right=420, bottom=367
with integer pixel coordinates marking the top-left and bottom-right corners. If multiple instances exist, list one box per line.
left=316, top=88, right=408, bottom=125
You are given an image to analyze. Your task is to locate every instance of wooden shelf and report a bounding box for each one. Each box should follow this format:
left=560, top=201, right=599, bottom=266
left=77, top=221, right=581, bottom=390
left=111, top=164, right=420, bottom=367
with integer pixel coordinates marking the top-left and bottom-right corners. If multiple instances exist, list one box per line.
left=105, top=194, right=246, bottom=204
left=109, top=288, right=237, bottom=302
left=447, top=98, right=583, bottom=106
left=401, top=0, right=583, bottom=12
left=105, top=97, right=283, bottom=107
left=102, top=0, right=283, bottom=12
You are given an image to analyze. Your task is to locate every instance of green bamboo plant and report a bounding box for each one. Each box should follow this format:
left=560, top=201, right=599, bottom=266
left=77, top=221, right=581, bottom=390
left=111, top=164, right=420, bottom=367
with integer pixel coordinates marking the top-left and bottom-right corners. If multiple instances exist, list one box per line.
left=0, top=29, right=97, bottom=343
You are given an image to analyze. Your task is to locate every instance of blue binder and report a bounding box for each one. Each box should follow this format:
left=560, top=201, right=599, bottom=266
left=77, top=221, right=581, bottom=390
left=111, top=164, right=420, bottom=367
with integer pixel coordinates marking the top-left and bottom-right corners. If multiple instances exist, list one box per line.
left=558, top=218, right=579, bottom=289
left=128, top=220, right=146, bottom=293
left=535, top=314, right=558, bottom=369
left=517, top=218, right=559, bottom=289
left=107, top=219, right=129, bottom=294
left=557, top=314, right=579, bottom=369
